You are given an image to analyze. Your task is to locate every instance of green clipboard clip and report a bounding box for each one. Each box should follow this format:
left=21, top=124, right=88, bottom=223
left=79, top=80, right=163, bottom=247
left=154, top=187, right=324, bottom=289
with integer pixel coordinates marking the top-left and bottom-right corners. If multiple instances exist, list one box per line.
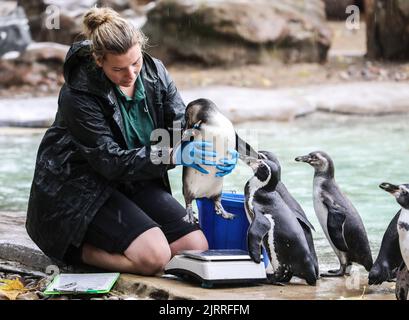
left=44, top=273, right=120, bottom=295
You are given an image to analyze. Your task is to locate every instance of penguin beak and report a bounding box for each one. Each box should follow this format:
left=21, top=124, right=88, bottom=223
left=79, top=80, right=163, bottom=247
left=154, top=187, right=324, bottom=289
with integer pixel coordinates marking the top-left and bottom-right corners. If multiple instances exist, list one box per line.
left=295, top=155, right=311, bottom=163
left=379, top=182, right=400, bottom=196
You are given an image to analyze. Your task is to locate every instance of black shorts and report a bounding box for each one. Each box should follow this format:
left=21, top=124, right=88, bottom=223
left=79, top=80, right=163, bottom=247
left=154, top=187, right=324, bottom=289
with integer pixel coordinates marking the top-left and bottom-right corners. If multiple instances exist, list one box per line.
left=64, top=180, right=200, bottom=265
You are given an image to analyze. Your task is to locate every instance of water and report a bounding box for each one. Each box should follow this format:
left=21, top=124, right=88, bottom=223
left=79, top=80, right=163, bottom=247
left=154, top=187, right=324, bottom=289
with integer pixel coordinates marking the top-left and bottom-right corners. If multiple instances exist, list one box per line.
left=1, top=113, right=408, bottom=270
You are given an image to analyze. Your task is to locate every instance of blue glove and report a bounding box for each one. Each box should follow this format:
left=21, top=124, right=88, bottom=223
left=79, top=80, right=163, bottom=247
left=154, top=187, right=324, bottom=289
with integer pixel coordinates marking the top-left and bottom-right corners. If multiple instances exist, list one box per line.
left=215, top=149, right=238, bottom=177
left=173, top=141, right=218, bottom=174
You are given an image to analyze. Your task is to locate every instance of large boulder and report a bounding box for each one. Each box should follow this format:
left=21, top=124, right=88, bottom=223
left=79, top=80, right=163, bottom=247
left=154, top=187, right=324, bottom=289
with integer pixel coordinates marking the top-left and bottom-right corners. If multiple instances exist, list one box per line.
left=0, top=42, right=67, bottom=93
left=17, top=0, right=47, bottom=40
left=366, top=0, right=409, bottom=60
left=142, top=0, right=332, bottom=66
left=18, top=0, right=146, bottom=45
left=0, top=3, right=32, bottom=56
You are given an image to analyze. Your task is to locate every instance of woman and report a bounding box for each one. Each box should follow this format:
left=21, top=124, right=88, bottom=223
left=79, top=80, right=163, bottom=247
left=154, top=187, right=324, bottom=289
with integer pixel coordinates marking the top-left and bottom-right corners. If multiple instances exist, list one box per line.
left=26, top=7, right=237, bottom=275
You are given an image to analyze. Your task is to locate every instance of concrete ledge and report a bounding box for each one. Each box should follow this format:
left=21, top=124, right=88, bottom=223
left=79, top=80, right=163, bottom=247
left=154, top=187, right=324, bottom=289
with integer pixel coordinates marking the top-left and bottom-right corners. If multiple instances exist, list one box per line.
left=0, top=211, right=396, bottom=300
left=114, top=273, right=395, bottom=300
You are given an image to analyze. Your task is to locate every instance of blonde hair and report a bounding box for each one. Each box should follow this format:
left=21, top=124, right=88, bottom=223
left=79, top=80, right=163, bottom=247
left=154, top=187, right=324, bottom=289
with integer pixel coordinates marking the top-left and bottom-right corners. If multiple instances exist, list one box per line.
left=82, top=7, right=147, bottom=60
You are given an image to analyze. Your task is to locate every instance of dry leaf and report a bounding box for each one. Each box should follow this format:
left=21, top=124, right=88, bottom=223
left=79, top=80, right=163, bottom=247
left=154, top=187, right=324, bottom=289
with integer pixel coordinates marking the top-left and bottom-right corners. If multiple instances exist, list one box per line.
left=0, top=279, right=28, bottom=300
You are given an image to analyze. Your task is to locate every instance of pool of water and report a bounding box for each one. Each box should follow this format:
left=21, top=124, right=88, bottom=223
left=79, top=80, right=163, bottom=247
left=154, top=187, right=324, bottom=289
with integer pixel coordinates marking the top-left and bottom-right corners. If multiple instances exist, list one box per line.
left=1, top=113, right=408, bottom=271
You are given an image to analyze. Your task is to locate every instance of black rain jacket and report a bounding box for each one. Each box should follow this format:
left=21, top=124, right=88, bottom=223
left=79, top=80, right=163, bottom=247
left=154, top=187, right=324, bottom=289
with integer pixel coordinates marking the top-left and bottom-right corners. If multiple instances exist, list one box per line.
left=26, top=40, right=185, bottom=262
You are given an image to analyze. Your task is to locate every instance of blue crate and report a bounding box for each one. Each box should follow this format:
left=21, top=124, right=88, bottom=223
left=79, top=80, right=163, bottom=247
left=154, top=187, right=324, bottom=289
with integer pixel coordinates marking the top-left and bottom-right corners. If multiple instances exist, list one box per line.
left=196, top=193, right=268, bottom=266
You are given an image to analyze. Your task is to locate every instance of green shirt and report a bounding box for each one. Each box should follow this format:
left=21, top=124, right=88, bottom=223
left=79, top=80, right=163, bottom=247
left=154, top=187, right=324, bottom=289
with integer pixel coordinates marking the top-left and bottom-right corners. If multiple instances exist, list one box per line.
left=114, top=75, right=155, bottom=148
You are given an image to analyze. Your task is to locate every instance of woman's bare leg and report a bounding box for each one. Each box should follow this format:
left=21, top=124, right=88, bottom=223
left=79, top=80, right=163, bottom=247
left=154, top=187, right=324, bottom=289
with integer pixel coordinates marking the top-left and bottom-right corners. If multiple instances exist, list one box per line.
left=169, top=230, right=208, bottom=257
left=81, top=227, right=171, bottom=275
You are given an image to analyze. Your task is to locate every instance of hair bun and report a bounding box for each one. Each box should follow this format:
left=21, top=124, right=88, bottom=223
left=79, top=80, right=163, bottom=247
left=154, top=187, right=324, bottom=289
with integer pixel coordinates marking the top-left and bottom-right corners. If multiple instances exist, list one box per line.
left=83, top=7, right=119, bottom=37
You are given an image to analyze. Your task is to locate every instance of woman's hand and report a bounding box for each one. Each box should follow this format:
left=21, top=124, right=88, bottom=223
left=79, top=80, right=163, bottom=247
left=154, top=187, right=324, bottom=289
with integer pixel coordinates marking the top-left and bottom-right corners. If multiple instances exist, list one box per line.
left=215, top=149, right=238, bottom=177
left=171, top=141, right=218, bottom=174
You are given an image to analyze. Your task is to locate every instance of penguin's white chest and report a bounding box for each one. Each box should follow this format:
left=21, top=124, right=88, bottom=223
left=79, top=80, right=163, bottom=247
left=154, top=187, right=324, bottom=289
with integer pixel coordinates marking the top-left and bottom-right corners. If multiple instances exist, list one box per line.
left=184, top=114, right=235, bottom=198
left=313, top=177, right=329, bottom=233
left=398, top=208, right=409, bottom=268
left=313, top=177, right=346, bottom=261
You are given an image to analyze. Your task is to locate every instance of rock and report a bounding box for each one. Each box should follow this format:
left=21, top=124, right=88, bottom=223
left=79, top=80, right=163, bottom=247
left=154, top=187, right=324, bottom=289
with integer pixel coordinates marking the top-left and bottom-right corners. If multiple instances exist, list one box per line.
left=16, top=292, right=40, bottom=300
left=181, top=86, right=315, bottom=122
left=19, top=42, right=69, bottom=64
left=0, top=42, right=65, bottom=91
left=18, top=0, right=96, bottom=44
left=17, top=0, right=47, bottom=40
left=143, top=0, right=332, bottom=66
left=367, top=0, right=409, bottom=60
left=0, top=5, right=32, bottom=56
left=98, top=0, right=131, bottom=11
left=20, top=0, right=145, bottom=45
left=35, top=0, right=97, bottom=45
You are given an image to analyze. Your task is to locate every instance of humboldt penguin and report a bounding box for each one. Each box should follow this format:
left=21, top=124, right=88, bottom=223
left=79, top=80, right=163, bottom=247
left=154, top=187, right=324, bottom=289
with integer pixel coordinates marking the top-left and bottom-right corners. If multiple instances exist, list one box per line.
left=295, top=151, right=373, bottom=276
left=258, top=150, right=319, bottom=277
left=181, top=98, right=258, bottom=223
left=368, top=210, right=402, bottom=285
left=379, top=182, right=409, bottom=299
left=244, top=157, right=317, bottom=286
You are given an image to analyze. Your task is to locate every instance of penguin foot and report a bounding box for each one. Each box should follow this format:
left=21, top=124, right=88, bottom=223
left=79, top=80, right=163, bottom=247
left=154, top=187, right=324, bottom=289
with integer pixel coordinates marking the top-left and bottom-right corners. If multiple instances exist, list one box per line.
left=320, top=266, right=348, bottom=277
left=216, top=209, right=235, bottom=220
left=214, top=203, right=235, bottom=219
left=183, top=207, right=198, bottom=224
left=264, top=278, right=286, bottom=286
left=320, top=271, right=345, bottom=277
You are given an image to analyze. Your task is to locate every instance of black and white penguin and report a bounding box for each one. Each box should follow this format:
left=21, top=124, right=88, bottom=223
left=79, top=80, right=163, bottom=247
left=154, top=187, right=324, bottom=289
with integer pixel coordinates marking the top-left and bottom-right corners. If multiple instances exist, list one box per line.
left=396, top=263, right=409, bottom=301
left=379, top=182, right=409, bottom=300
left=368, top=210, right=403, bottom=285
left=295, top=151, right=373, bottom=276
left=244, top=157, right=317, bottom=286
left=182, top=98, right=257, bottom=223
left=258, top=150, right=319, bottom=277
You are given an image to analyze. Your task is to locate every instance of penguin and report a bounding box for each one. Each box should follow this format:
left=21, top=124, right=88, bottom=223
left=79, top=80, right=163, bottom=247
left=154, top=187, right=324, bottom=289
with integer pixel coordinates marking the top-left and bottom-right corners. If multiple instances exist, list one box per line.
left=258, top=150, right=319, bottom=278
left=368, top=210, right=403, bottom=285
left=181, top=98, right=257, bottom=223
left=295, top=151, right=373, bottom=277
left=244, top=157, right=317, bottom=286
left=379, top=182, right=409, bottom=300
left=396, top=263, right=409, bottom=300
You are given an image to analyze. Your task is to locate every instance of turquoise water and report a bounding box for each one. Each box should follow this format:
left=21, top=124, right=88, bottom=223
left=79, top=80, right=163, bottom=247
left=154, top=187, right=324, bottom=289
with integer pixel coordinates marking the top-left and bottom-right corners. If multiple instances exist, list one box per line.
left=1, top=113, right=408, bottom=270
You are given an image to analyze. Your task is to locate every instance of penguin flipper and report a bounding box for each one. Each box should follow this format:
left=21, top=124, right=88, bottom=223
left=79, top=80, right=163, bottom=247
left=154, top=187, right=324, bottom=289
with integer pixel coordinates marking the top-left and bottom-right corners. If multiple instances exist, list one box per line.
left=294, top=210, right=316, bottom=232
left=323, top=195, right=349, bottom=252
left=247, top=212, right=271, bottom=263
left=276, top=183, right=316, bottom=232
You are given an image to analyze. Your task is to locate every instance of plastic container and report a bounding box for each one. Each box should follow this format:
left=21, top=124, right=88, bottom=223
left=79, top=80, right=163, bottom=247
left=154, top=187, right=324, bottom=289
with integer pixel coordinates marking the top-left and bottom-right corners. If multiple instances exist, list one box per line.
left=197, top=193, right=248, bottom=250
left=196, top=192, right=268, bottom=266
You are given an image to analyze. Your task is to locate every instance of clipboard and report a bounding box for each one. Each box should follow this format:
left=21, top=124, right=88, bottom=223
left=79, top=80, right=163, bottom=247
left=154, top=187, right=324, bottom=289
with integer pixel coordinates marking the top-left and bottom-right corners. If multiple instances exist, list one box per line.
left=44, top=273, right=120, bottom=295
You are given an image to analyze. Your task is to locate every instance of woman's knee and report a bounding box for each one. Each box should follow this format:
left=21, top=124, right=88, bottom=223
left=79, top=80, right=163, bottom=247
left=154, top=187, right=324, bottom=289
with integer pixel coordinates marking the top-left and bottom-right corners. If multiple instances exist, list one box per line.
left=124, top=227, right=171, bottom=275
left=170, top=230, right=209, bottom=255
left=136, top=246, right=171, bottom=275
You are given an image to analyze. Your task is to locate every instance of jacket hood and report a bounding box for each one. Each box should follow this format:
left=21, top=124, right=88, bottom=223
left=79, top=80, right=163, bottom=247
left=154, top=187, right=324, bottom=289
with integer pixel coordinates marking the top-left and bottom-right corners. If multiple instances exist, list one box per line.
left=63, top=40, right=114, bottom=99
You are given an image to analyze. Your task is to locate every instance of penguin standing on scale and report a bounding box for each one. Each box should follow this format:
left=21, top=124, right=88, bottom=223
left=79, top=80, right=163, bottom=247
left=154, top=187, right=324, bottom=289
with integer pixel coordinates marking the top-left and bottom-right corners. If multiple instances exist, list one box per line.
left=244, top=155, right=318, bottom=285
left=295, top=151, right=373, bottom=276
